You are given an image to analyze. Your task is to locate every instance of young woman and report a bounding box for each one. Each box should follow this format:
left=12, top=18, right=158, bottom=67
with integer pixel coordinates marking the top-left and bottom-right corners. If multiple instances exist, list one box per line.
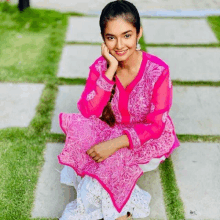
left=57, top=0, right=180, bottom=219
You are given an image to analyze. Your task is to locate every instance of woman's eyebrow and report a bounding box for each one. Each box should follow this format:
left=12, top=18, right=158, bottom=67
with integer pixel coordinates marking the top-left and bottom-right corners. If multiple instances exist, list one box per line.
left=105, top=30, right=132, bottom=36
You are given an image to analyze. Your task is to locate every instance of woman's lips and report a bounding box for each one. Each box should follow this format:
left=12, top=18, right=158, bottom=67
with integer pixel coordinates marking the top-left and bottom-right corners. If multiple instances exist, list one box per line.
left=115, top=50, right=128, bottom=56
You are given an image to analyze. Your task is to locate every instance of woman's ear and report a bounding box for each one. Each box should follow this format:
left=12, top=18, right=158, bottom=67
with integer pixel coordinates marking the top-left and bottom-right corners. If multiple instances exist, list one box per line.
left=137, top=26, right=143, bottom=41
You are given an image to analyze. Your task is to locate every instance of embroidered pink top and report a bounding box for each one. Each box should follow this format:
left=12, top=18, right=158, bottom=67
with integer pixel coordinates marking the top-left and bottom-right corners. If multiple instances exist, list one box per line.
left=57, top=50, right=180, bottom=213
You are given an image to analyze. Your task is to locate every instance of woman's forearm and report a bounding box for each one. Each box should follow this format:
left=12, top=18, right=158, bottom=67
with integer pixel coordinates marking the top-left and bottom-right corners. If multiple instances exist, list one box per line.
left=108, top=135, right=130, bottom=150
left=105, top=64, right=118, bottom=81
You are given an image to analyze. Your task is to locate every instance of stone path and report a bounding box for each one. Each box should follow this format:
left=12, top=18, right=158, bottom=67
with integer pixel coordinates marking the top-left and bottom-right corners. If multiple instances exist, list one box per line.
left=57, top=45, right=102, bottom=78
left=65, top=17, right=102, bottom=43
left=1, top=2, right=220, bottom=219
left=142, top=18, right=218, bottom=44
left=10, top=0, right=220, bottom=15
left=171, top=142, right=220, bottom=218
left=0, top=82, right=44, bottom=129
left=171, top=86, right=220, bottom=135
left=147, top=47, right=220, bottom=81
left=31, top=143, right=76, bottom=218
left=65, top=17, right=218, bottom=44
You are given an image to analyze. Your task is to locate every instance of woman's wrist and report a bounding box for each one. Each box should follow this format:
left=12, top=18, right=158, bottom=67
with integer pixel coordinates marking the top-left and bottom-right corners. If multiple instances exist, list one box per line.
left=105, top=64, right=117, bottom=81
left=109, top=63, right=118, bottom=70
left=113, top=135, right=130, bottom=150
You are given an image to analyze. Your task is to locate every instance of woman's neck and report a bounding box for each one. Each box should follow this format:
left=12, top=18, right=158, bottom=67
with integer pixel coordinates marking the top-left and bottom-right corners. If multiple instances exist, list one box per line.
left=118, top=50, right=142, bottom=73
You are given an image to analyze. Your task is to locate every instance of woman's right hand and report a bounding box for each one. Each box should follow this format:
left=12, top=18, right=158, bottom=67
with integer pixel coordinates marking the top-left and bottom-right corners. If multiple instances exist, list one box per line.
left=101, top=42, right=118, bottom=68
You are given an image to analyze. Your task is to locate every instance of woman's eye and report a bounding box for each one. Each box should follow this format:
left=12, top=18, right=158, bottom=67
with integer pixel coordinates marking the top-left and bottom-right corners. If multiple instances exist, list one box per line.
left=107, top=34, right=131, bottom=40
left=107, top=37, right=114, bottom=40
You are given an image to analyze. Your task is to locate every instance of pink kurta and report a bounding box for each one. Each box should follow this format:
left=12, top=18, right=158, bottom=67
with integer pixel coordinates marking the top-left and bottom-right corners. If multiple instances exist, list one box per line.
left=57, top=50, right=180, bottom=213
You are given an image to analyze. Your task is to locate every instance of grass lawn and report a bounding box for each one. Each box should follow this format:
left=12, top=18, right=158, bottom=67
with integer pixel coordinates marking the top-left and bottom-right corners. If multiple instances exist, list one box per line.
left=0, top=1, right=68, bottom=83
left=0, top=1, right=219, bottom=219
left=0, top=2, right=68, bottom=219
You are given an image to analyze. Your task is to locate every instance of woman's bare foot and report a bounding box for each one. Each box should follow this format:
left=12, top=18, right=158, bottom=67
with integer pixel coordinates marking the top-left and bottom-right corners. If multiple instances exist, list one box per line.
left=115, top=214, right=128, bottom=220
left=115, top=212, right=132, bottom=220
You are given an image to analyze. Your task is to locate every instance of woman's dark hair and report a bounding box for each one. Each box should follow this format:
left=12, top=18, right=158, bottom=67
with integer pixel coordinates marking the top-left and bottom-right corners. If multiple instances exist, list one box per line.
left=98, top=0, right=141, bottom=127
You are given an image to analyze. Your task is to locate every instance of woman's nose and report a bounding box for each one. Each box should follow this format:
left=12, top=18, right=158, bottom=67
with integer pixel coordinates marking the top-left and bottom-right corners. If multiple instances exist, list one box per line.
left=116, top=39, right=124, bottom=49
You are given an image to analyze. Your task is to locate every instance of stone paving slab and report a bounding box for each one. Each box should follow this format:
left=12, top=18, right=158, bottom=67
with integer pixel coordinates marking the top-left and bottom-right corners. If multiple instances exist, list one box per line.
left=137, top=169, right=167, bottom=219
left=31, top=143, right=76, bottom=218
left=0, top=82, right=44, bottom=129
left=171, top=142, right=220, bottom=219
left=51, top=85, right=84, bottom=133
left=62, top=17, right=219, bottom=44
left=171, top=86, right=220, bottom=135
left=147, top=47, right=220, bottom=81
left=57, top=45, right=220, bottom=81
left=57, top=45, right=220, bottom=82
left=142, top=18, right=218, bottom=44
left=57, top=45, right=101, bottom=78
left=137, top=9, right=220, bottom=17
left=31, top=143, right=167, bottom=219
left=66, top=17, right=102, bottom=43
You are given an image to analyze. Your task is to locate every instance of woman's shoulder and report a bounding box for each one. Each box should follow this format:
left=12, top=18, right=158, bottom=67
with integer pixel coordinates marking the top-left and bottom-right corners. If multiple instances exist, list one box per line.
left=143, top=50, right=169, bottom=70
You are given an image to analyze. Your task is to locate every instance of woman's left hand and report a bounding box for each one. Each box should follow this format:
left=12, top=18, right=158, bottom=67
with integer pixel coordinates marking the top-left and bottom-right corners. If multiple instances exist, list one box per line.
left=86, top=140, right=118, bottom=163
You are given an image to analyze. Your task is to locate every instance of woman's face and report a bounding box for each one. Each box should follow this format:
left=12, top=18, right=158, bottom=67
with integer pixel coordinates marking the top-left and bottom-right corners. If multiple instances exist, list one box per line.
left=103, top=17, right=142, bottom=61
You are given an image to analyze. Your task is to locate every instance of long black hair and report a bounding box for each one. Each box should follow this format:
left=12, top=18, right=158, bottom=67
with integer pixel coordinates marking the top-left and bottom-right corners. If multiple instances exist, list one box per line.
left=99, top=0, right=141, bottom=127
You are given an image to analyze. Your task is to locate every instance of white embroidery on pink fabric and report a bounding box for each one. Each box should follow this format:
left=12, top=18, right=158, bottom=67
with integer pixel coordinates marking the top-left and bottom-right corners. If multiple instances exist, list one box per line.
left=58, top=110, right=176, bottom=212
left=123, top=127, right=141, bottom=149
left=88, top=114, right=97, bottom=119
left=96, top=73, right=114, bottom=92
left=111, top=86, right=122, bottom=123
left=86, top=90, right=96, bottom=101
left=128, top=64, right=150, bottom=124
left=148, top=61, right=166, bottom=89
left=95, top=59, right=107, bottom=75
left=162, top=111, right=168, bottom=123
left=128, top=60, right=165, bottom=124
left=150, top=103, right=155, bottom=113
left=58, top=113, right=144, bottom=212
left=95, top=59, right=114, bottom=92
left=58, top=56, right=177, bottom=212
left=168, top=73, right=172, bottom=88
left=132, top=116, right=175, bottom=163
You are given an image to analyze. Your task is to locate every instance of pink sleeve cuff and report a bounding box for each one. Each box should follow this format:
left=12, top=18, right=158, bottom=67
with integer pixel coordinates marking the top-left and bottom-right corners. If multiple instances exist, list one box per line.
left=102, top=73, right=115, bottom=85
left=96, top=73, right=115, bottom=92
left=122, top=128, right=141, bottom=150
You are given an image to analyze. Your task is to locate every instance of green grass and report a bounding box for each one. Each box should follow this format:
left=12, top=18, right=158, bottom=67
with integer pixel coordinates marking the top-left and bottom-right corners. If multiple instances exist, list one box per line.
left=0, top=2, right=68, bottom=83
left=29, top=83, right=58, bottom=134
left=0, top=2, right=68, bottom=219
left=0, top=128, right=46, bottom=219
left=0, top=1, right=220, bottom=219
left=207, top=16, right=220, bottom=42
left=159, top=158, right=185, bottom=220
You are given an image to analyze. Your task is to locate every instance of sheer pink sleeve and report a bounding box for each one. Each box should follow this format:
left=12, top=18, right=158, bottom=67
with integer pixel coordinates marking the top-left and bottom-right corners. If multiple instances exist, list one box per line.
left=122, top=67, right=172, bottom=149
left=77, top=66, right=115, bottom=118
